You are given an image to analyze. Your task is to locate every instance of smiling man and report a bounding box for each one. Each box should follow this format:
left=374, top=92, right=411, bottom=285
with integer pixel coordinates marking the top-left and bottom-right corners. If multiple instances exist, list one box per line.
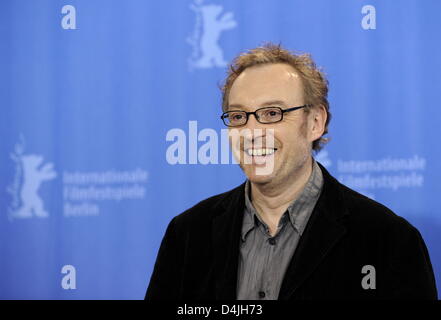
left=146, top=43, right=437, bottom=300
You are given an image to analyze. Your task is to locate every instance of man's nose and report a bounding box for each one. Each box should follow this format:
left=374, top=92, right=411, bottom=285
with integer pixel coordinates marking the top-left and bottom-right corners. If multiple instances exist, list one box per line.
left=242, top=114, right=267, bottom=146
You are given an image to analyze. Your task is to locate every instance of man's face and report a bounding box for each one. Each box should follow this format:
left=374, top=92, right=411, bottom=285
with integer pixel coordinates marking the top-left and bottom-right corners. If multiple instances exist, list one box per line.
left=227, top=63, right=322, bottom=187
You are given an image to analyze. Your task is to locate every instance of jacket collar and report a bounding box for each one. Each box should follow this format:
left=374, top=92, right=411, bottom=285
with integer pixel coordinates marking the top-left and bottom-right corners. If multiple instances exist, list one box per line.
left=212, top=161, right=349, bottom=300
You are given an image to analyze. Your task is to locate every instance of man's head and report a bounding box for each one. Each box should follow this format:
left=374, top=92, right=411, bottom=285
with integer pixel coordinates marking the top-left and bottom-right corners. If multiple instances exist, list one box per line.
left=221, top=43, right=330, bottom=186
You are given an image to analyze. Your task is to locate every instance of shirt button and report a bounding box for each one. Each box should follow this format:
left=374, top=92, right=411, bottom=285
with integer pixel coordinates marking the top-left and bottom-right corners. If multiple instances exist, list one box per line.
left=268, top=237, right=276, bottom=245
left=258, top=291, right=266, bottom=298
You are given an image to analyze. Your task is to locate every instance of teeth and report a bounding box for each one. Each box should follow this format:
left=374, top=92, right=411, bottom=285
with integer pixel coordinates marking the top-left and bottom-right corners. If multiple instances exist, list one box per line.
left=246, top=148, right=276, bottom=156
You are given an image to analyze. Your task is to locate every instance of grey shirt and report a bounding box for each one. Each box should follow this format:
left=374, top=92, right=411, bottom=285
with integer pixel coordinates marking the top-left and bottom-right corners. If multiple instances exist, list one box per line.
left=236, top=160, right=324, bottom=300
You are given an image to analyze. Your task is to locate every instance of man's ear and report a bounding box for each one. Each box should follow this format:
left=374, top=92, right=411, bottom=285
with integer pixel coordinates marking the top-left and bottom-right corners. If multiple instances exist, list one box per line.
left=310, top=105, right=327, bottom=141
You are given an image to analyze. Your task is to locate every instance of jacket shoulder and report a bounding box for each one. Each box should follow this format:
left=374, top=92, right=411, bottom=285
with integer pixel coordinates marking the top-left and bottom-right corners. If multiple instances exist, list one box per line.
left=338, top=181, right=416, bottom=234
left=172, top=182, right=244, bottom=226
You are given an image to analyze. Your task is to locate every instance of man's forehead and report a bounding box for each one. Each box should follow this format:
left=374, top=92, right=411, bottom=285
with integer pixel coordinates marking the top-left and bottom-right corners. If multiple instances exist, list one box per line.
left=228, top=64, right=303, bottom=110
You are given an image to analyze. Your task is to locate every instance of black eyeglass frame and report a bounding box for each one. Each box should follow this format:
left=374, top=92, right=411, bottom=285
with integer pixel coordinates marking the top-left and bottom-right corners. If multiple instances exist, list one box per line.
left=220, top=104, right=310, bottom=127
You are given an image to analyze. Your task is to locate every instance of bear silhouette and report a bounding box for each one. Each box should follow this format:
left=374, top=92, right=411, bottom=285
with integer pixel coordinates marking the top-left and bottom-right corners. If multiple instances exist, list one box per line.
left=14, top=154, right=57, bottom=218
left=193, top=4, right=237, bottom=68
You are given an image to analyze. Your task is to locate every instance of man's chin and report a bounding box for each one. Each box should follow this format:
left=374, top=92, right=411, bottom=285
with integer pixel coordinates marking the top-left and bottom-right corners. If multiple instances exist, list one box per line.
left=242, top=166, right=276, bottom=184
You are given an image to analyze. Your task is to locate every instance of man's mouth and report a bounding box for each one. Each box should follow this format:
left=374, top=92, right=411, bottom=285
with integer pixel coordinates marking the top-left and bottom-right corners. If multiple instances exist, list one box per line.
left=245, top=148, right=278, bottom=157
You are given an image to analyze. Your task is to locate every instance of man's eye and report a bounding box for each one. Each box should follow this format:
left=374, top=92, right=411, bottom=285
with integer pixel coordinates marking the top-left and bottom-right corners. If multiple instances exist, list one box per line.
left=264, top=109, right=281, bottom=117
left=231, top=114, right=243, bottom=120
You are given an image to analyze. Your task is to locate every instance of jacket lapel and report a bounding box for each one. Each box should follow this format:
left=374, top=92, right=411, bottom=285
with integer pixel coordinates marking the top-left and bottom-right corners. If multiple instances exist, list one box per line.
left=278, top=163, right=349, bottom=299
left=212, top=182, right=246, bottom=300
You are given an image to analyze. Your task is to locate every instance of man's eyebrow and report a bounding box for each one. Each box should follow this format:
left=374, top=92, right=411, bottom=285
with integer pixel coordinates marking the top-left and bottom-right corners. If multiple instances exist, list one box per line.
left=227, top=100, right=287, bottom=110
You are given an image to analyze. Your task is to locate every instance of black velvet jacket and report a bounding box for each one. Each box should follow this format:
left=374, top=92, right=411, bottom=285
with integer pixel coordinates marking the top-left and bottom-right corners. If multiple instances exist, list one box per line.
left=145, top=163, right=438, bottom=300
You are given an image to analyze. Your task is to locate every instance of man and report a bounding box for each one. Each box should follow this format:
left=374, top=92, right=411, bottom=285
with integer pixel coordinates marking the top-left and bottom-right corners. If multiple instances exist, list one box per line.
left=146, top=43, right=437, bottom=300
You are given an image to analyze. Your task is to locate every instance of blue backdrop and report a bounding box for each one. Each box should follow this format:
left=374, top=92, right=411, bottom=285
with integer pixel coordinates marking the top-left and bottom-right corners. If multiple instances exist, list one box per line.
left=1, top=0, right=440, bottom=299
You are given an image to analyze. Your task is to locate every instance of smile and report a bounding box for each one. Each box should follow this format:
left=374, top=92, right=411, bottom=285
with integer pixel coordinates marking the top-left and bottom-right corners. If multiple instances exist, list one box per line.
left=246, top=148, right=277, bottom=156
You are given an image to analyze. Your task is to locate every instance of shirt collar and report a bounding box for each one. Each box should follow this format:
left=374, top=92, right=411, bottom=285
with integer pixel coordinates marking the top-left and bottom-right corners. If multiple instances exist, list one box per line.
left=241, top=159, right=324, bottom=241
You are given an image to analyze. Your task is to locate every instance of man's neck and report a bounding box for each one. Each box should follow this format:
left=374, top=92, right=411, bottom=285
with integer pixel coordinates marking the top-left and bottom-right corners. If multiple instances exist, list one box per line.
left=249, top=157, right=313, bottom=226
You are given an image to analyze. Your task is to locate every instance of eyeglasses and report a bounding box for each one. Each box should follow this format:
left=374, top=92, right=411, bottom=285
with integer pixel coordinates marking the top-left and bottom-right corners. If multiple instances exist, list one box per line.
left=220, top=105, right=310, bottom=127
